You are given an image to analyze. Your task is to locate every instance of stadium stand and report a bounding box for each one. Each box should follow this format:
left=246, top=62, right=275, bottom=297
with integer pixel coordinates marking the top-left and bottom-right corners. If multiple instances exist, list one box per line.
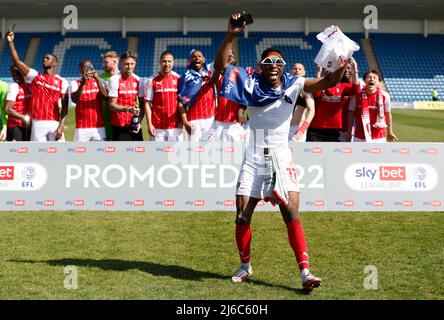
left=371, top=33, right=444, bottom=102
left=1, top=31, right=444, bottom=102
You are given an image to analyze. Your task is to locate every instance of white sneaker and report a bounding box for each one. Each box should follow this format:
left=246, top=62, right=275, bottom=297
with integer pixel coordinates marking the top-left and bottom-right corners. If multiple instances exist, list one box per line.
left=301, top=269, right=322, bottom=291
left=231, top=265, right=253, bottom=283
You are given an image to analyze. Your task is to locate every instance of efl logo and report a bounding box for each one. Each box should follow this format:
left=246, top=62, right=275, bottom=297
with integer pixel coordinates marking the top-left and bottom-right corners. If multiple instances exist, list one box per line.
left=224, top=200, right=235, bottom=207
left=164, top=200, right=175, bottom=207
left=224, top=147, right=234, bottom=153
left=75, top=147, right=86, bottom=153
left=15, top=200, right=25, bottom=206
left=400, top=148, right=409, bottom=155
left=403, top=200, right=413, bottom=207
left=312, top=147, right=323, bottom=154
left=164, top=147, right=175, bottom=153
left=432, top=200, right=441, bottom=207
left=427, top=148, right=438, bottom=155
left=44, top=200, right=55, bottom=207
left=344, top=200, right=355, bottom=207
left=104, top=200, right=114, bottom=207
left=193, top=147, right=205, bottom=153
left=18, top=147, right=28, bottom=154
left=135, top=147, right=145, bottom=153
left=314, top=200, right=325, bottom=207
left=379, top=166, right=406, bottom=181
left=373, top=200, right=384, bottom=207
left=46, top=147, right=57, bottom=154
left=133, top=200, right=144, bottom=207
left=342, top=147, right=352, bottom=154
left=194, top=200, right=205, bottom=207
left=105, top=147, right=116, bottom=153
left=74, top=200, right=84, bottom=207
left=371, top=147, right=380, bottom=154
left=0, top=166, right=15, bottom=180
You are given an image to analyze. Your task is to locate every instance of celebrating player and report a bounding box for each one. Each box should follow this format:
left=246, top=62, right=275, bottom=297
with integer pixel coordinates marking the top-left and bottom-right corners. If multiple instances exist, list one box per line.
left=144, top=51, right=183, bottom=141
left=206, top=51, right=246, bottom=142
left=178, top=49, right=216, bottom=141
left=5, top=66, right=32, bottom=141
left=289, top=62, right=315, bottom=142
left=108, top=51, right=144, bottom=141
left=70, top=60, right=108, bottom=142
left=0, top=80, right=8, bottom=141
left=99, top=51, right=120, bottom=141
left=349, top=70, right=397, bottom=142
left=7, top=30, right=68, bottom=142
left=214, top=12, right=350, bottom=291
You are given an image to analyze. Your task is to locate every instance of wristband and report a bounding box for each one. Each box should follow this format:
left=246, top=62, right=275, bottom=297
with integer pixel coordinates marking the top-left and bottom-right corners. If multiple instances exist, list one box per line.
left=297, top=121, right=310, bottom=134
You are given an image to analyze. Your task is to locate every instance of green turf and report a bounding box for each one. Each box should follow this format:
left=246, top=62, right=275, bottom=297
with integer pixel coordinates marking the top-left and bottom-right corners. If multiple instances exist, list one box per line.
left=62, top=109, right=444, bottom=142
left=391, top=109, right=444, bottom=142
left=0, top=211, right=442, bottom=299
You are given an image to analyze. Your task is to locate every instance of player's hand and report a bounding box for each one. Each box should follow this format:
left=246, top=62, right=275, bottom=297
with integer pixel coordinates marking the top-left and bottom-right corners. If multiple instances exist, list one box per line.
left=6, top=30, right=14, bottom=42
left=315, top=64, right=323, bottom=77
left=148, top=123, right=156, bottom=136
left=228, top=12, right=246, bottom=35
left=0, top=127, right=6, bottom=141
left=132, top=107, right=140, bottom=116
left=131, top=123, right=141, bottom=134
left=348, top=57, right=358, bottom=73
left=387, top=132, right=398, bottom=142
left=54, top=125, right=64, bottom=141
left=294, top=130, right=305, bottom=141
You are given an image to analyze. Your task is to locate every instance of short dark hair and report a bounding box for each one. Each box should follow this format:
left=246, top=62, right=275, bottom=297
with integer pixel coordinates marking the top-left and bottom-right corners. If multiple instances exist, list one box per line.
left=261, top=47, right=285, bottom=60
left=160, top=51, right=174, bottom=59
left=363, top=69, right=382, bottom=81
left=79, top=59, right=92, bottom=68
left=44, top=53, right=58, bottom=62
left=121, top=51, right=137, bottom=61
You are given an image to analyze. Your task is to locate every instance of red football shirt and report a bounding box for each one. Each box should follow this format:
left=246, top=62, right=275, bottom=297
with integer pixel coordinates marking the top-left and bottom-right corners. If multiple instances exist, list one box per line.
left=353, top=89, right=391, bottom=140
left=25, top=69, right=68, bottom=121
left=6, top=82, right=32, bottom=128
left=144, top=71, right=180, bottom=129
left=70, top=78, right=105, bottom=129
left=215, top=76, right=243, bottom=123
left=186, top=71, right=216, bottom=121
left=311, top=82, right=359, bottom=130
left=108, top=73, right=143, bottom=127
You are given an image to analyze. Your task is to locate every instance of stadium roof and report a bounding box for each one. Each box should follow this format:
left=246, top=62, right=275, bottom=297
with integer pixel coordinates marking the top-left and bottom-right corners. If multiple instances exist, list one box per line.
left=0, top=0, right=443, bottom=19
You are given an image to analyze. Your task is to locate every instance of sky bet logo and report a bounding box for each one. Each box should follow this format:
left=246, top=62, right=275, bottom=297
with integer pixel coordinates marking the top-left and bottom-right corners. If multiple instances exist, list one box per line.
left=355, top=166, right=406, bottom=181
left=0, top=166, right=15, bottom=180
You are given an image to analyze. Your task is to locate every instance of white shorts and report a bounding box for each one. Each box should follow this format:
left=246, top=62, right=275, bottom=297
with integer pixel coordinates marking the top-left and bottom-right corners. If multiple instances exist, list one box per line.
left=189, top=116, right=214, bottom=141
left=151, top=128, right=184, bottom=141
left=236, top=146, right=299, bottom=199
left=75, top=127, right=106, bottom=142
left=353, top=136, right=387, bottom=143
left=205, top=120, right=245, bottom=142
left=31, top=120, right=65, bottom=142
left=288, top=125, right=307, bottom=142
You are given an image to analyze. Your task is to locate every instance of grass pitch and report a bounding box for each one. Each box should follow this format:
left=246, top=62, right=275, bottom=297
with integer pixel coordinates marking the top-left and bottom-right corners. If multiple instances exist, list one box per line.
left=0, top=211, right=442, bottom=300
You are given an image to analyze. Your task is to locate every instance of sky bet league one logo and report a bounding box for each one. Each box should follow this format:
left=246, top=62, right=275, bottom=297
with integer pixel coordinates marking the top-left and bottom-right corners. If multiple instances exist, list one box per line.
left=0, top=163, right=48, bottom=191
left=344, top=163, right=438, bottom=192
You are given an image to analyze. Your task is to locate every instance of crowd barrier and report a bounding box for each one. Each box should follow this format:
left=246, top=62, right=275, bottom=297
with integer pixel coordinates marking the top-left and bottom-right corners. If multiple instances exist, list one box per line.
left=0, top=142, right=442, bottom=212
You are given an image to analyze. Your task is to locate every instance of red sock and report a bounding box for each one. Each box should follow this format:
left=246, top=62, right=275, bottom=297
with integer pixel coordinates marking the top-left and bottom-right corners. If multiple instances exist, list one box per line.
left=286, top=219, right=310, bottom=270
left=235, top=224, right=252, bottom=263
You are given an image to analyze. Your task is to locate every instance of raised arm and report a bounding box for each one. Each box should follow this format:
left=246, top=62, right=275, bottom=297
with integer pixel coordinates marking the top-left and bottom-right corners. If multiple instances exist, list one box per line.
left=304, top=61, right=347, bottom=93
left=214, top=12, right=245, bottom=75
left=6, top=31, right=30, bottom=76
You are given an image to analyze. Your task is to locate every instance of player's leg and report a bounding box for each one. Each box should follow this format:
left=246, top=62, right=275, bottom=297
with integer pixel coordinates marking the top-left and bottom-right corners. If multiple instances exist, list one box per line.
left=279, top=192, right=322, bottom=291
left=232, top=194, right=260, bottom=283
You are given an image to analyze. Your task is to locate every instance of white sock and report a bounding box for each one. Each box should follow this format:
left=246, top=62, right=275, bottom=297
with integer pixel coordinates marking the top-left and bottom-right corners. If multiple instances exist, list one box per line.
left=241, top=262, right=251, bottom=269
left=300, top=268, right=310, bottom=278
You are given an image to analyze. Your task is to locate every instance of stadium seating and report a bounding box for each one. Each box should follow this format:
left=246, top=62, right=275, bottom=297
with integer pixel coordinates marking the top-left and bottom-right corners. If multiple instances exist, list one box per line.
left=1, top=31, right=444, bottom=102
left=371, top=33, right=444, bottom=101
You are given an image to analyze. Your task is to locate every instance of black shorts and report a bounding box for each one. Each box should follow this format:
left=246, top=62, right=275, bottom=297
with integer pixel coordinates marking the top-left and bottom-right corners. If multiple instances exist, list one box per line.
left=111, top=126, right=143, bottom=141
left=7, top=126, right=31, bottom=141
left=306, top=127, right=340, bottom=142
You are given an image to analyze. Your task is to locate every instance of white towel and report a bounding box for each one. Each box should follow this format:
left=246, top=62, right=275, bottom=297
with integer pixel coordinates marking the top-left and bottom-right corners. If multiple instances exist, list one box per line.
left=263, top=148, right=290, bottom=206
